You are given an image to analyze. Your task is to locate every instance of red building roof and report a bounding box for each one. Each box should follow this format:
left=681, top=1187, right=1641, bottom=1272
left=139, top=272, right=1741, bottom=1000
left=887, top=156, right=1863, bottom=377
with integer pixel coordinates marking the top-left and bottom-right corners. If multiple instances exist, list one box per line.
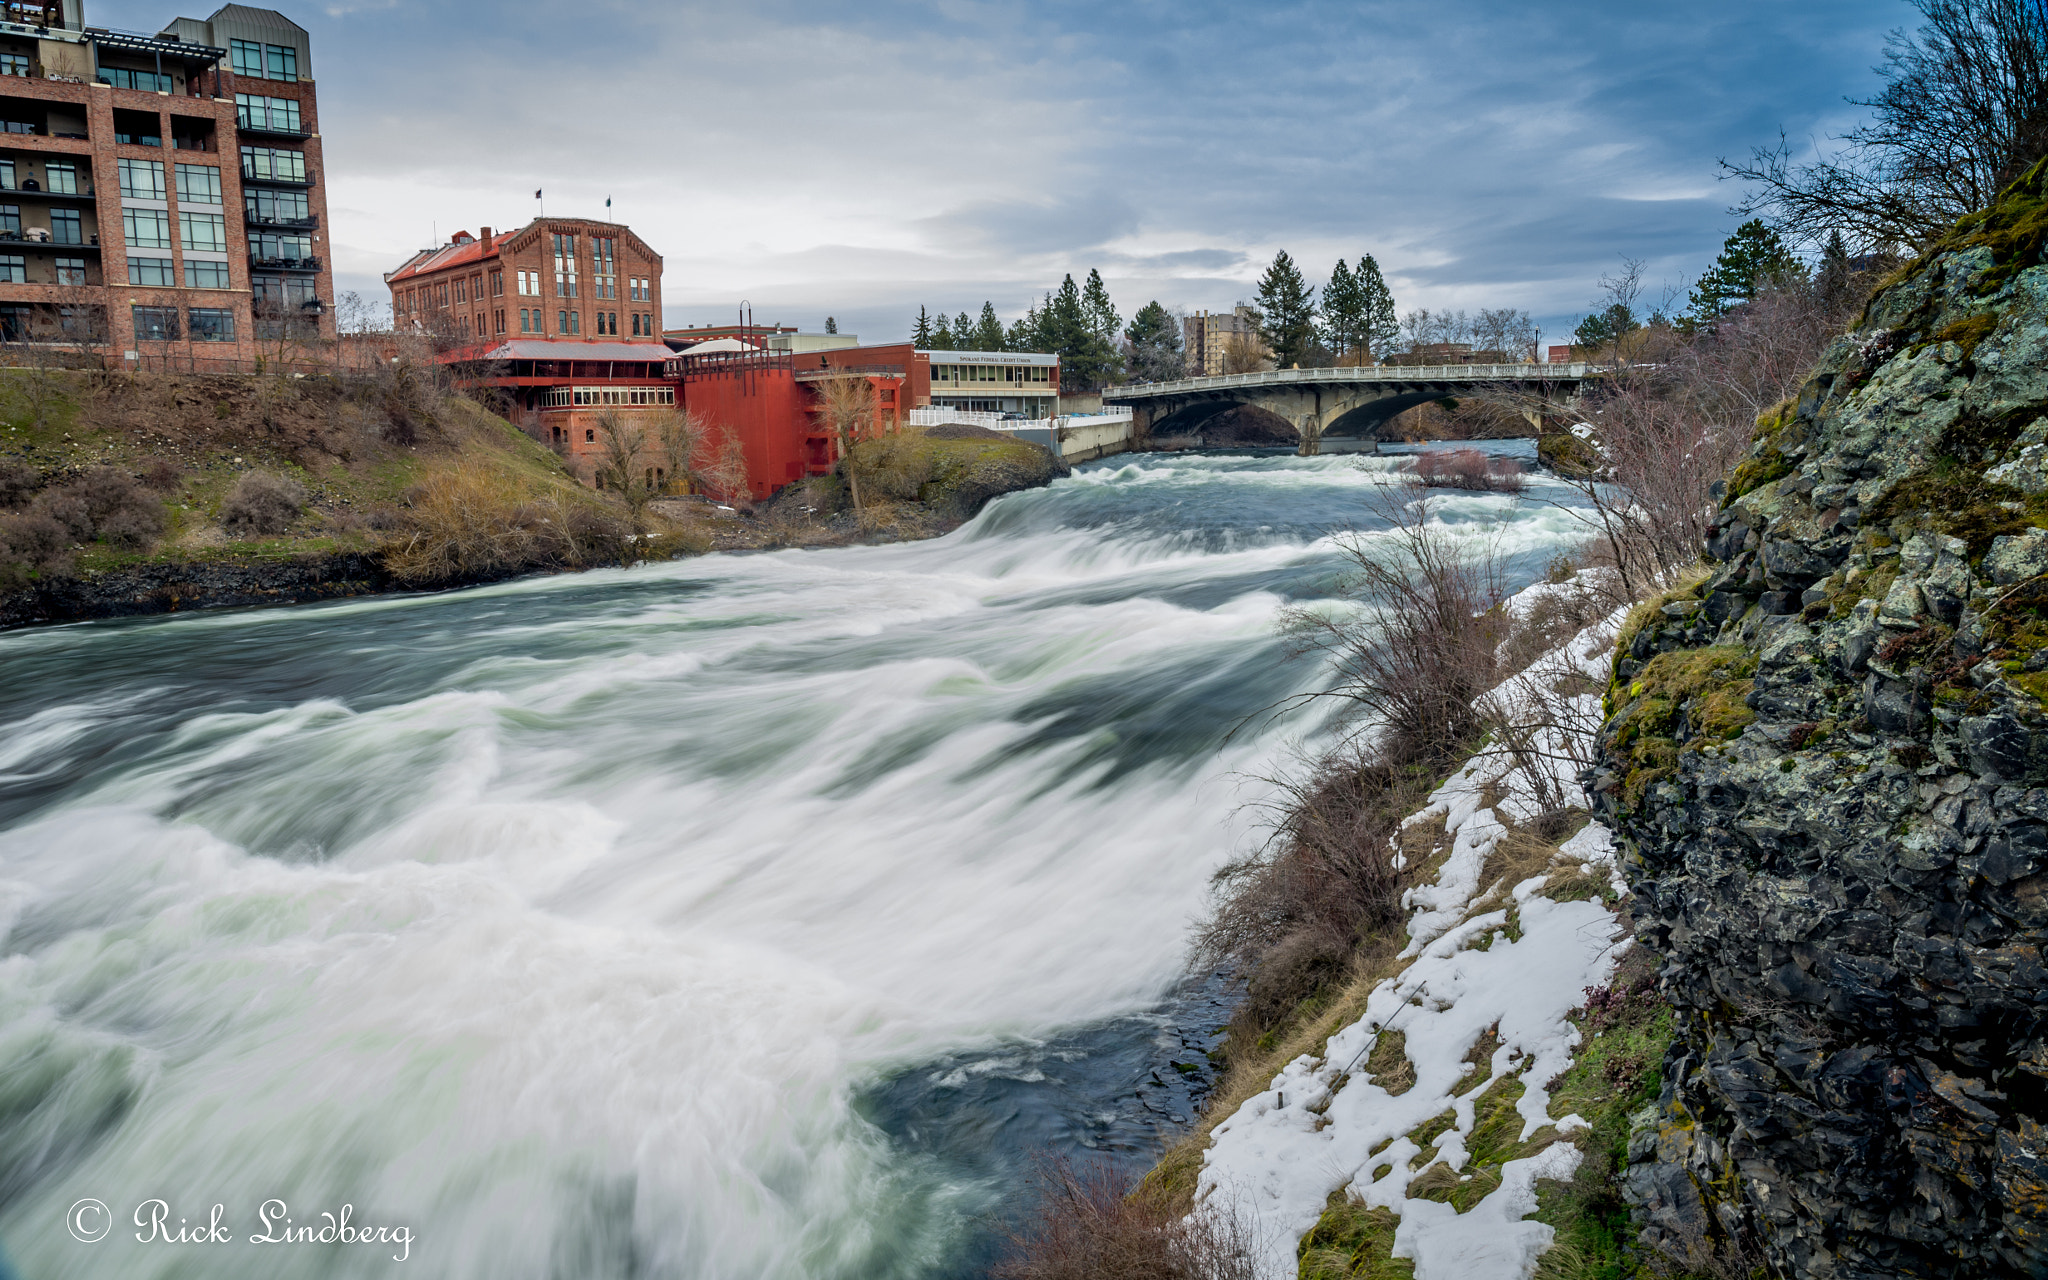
left=385, top=230, right=513, bottom=283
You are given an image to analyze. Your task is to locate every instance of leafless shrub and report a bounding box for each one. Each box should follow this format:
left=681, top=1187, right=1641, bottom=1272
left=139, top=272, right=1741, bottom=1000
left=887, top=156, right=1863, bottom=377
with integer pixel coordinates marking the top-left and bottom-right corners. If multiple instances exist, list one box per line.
left=0, top=508, right=72, bottom=588
left=0, top=459, right=38, bottom=508
left=1407, top=448, right=1526, bottom=493
left=1280, top=490, right=1513, bottom=765
left=22, top=468, right=165, bottom=549
left=140, top=458, right=183, bottom=492
left=221, top=470, right=305, bottom=537
left=995, top=1155, right=1260, bottom=1280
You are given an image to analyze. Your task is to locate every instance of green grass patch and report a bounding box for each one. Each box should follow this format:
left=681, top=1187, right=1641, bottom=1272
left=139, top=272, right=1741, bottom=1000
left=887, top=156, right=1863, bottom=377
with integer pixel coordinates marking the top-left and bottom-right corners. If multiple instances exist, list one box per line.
left=1298, top=1199, right=1414, bottom=1280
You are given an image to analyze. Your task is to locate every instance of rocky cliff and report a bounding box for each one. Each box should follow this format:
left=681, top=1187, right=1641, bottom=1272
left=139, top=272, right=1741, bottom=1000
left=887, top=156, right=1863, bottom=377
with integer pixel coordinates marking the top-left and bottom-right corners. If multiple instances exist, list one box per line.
left=1591, top=166, right=2048, bottom=1278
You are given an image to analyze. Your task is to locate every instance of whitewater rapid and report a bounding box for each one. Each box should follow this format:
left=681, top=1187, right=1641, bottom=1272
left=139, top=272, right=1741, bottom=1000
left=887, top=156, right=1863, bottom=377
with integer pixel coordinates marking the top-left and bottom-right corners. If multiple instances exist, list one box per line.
left=0, top=447, right=1591, bottom=1278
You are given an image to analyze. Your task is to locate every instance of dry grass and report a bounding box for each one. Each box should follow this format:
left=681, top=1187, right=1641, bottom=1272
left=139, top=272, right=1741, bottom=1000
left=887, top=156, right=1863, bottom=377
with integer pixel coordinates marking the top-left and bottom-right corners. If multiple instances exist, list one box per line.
left=380, top=461, right=632, bottom=584
left=1362, top=1029, right=1416, bottom=1095
left=995, top=1155, right=1259, bottom=1280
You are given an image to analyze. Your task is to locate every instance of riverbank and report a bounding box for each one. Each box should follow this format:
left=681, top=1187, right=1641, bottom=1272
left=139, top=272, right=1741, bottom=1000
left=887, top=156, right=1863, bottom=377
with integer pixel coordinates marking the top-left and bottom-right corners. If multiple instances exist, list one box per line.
left=1096, top=568, right=1672, bottom=1280
left=0, top=370, right=1062, bottom=630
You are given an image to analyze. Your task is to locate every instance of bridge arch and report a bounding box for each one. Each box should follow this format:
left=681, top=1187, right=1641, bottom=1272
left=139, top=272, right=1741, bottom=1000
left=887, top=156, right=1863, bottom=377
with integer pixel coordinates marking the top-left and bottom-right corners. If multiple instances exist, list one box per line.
left=1322, top=391, right=1456, bottom=439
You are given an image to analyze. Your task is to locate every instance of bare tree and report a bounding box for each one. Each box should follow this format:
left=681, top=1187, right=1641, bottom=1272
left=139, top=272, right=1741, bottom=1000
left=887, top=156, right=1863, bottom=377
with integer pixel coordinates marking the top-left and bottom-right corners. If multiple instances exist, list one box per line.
left=698, top=427, right=752, bottom=505
left=1471, top=307, right=1538, bottom=362
left=1724, top=0, right=2048, bottom=250
left=812, top=374, right=877, bottom=515
left=592, top=408, right=656, bottom=528
left=1220, top=329, right=1269, bottom=374
left=652, top=407, right=709, bottom=495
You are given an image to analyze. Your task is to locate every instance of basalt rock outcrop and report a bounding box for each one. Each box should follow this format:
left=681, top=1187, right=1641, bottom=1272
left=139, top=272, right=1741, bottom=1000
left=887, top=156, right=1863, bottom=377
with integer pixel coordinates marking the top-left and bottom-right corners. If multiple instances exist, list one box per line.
left=1590, top=166, right=2048, bottom=1278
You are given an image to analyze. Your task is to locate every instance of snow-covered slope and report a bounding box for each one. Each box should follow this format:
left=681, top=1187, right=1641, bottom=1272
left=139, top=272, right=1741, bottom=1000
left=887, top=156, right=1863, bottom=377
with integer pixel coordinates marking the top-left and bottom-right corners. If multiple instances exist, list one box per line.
left=1193, top=606, right=1633, bottom=1280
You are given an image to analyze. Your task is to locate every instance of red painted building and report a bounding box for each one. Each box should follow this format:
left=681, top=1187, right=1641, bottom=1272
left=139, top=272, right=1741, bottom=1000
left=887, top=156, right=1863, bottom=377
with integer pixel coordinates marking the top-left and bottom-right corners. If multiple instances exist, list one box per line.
left=670, top=341, right=908, bottom=501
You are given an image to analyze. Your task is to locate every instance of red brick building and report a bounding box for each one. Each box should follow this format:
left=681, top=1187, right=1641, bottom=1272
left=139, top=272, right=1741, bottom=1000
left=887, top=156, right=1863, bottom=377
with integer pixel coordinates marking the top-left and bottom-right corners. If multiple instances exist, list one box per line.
left=385, top=218, right=667, bottom=480
left=0, top=2, right=334, bottom=368
left=386, top=218, right=662, bottom=347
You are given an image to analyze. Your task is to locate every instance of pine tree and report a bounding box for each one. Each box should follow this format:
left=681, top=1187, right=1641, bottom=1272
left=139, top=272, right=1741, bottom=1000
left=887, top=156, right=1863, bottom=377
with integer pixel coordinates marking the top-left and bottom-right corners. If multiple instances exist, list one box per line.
left=824, top=316, right=838, bottom=334
left=1688, top=220, right=1804, bottom=322
left=1044, top=274, right=1116, bottom=391
left=1123, top=300, right=1184, bottom=382
left=1255, top=250, right=1318, bottom=369
left=913, top=306, right=933, bottom=348
left=1005, top=302, right=1040, bottom=353
left=973, top=301, right=1005, bottom=352
left=1080, top=269, right=1125, bottom=386
left=1321, top=258, right=1363, bottom=363
left=953, top=312, right=974, bottom=348
left=1356, top=255, right=1398, bottom=362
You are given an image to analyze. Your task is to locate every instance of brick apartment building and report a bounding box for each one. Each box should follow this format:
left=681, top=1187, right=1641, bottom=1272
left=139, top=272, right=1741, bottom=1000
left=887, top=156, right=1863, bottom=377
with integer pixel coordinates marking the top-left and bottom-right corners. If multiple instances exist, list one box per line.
left=1182, top=306, right=1259, bottom=376
left=0, top=1, right=333, bottom=367
left=386, top=218, right=668, bottom=478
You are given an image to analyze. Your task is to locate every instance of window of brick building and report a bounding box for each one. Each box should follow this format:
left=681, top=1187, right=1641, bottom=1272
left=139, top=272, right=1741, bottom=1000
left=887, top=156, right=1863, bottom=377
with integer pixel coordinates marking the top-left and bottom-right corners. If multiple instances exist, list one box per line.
left=118, top=158, right=165, bottom=200
left=234, top=94, right=300, bottom=133
left=45, top=162, right=75, bottom=194
left=471, top=274, right=483, bottom=302
left=0, top=53, right=26, bottom=77
left=240, top=146, right=306, bottom=183
left=519, top=309, right=529, bottom=333
left=188, top=308, right=235, bottom=342
left=180, top=211, right=227, bottom=253
left=0, top=253, right=22, bottom=283
left=176, top=163, right=223, bottom=205
left=454, top=277, right=465, bottom=304
left=585, top=428, right=595, bottom=443
left=185, top=260, right=229, bottom=289
left=123, top=208, right=171, bottom=249
left=128, top=258, right=174, bottom=286
left=551, top=233, right=577, bottom=297
left=55, top=257, right=84, bottom=285
left=132, top=305, right=179, bottom=341
left=490, top=270, right=502, bottom=297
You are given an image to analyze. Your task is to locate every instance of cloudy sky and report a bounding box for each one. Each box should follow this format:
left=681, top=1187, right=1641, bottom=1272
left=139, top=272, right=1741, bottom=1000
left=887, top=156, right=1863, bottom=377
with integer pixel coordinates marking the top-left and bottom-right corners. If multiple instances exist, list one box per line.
left=107, top=0, right=1912, bottom=344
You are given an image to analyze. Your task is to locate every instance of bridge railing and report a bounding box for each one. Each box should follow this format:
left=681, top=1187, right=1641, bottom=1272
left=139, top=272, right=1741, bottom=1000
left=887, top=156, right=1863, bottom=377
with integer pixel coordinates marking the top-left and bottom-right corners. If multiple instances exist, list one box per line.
left=1103, top=362, right=1596, bottom=398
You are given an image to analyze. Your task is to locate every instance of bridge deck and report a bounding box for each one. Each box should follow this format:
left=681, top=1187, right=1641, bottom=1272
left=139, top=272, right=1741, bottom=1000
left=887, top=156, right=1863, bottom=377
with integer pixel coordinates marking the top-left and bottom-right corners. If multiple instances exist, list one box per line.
left=1103, top=362, right=1596, bottom=399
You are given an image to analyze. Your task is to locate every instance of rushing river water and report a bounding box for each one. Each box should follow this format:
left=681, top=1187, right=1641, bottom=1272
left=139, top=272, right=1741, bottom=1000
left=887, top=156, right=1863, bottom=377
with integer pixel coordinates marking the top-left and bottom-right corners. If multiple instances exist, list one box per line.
left=0, top=444, right=1588, bottom=1279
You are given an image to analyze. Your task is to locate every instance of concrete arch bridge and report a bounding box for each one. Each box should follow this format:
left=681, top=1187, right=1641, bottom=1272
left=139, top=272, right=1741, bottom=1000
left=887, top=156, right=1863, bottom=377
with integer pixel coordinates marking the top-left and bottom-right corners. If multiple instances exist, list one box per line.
left=1101, top=363, right=1599, bottom=453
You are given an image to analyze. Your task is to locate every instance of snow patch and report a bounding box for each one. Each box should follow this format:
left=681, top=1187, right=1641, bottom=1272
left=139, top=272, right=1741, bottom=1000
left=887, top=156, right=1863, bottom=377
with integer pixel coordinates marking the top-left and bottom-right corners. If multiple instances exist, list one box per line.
left=1193, top=591, right=1635, bottom=1280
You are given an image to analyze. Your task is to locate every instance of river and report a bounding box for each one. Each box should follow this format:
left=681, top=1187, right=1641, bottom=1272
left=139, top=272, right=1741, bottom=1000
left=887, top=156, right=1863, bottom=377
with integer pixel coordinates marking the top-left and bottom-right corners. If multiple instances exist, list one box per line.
left=0, top=444, right=1588, bottom=1278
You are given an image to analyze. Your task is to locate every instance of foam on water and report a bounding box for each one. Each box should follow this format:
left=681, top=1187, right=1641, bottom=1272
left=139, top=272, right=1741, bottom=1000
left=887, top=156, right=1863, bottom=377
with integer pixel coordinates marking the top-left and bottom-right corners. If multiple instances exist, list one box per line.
left=0, top=449, right=1594, bottom=1278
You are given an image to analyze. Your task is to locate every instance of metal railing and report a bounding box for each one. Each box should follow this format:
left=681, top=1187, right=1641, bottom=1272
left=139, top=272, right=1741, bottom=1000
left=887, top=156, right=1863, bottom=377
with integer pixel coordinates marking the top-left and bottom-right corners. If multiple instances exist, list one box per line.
left=905, top=406, right=1134, bottom=433
left=1105, top=362, right=1597, bottom=398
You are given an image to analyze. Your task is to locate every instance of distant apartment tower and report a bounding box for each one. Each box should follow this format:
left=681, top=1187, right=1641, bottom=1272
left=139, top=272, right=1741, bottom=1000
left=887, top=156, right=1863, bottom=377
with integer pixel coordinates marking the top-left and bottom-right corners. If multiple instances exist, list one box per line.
left=1182, top=306, right=1258, bottom=376
left=0, top=2, right=332, bottom=365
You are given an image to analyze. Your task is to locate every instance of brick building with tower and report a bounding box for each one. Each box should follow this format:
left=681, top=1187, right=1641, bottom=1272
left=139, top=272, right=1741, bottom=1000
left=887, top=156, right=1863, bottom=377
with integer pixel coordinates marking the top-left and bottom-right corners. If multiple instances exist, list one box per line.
left=0, top=1, right=333, bottom=366
left=385, top=218, right=668, bottom=478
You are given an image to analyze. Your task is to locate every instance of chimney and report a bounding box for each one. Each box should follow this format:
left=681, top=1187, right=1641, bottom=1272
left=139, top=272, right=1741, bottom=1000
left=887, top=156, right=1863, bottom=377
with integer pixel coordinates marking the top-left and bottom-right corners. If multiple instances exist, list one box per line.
left=479, top=225, right=492, bottom=249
